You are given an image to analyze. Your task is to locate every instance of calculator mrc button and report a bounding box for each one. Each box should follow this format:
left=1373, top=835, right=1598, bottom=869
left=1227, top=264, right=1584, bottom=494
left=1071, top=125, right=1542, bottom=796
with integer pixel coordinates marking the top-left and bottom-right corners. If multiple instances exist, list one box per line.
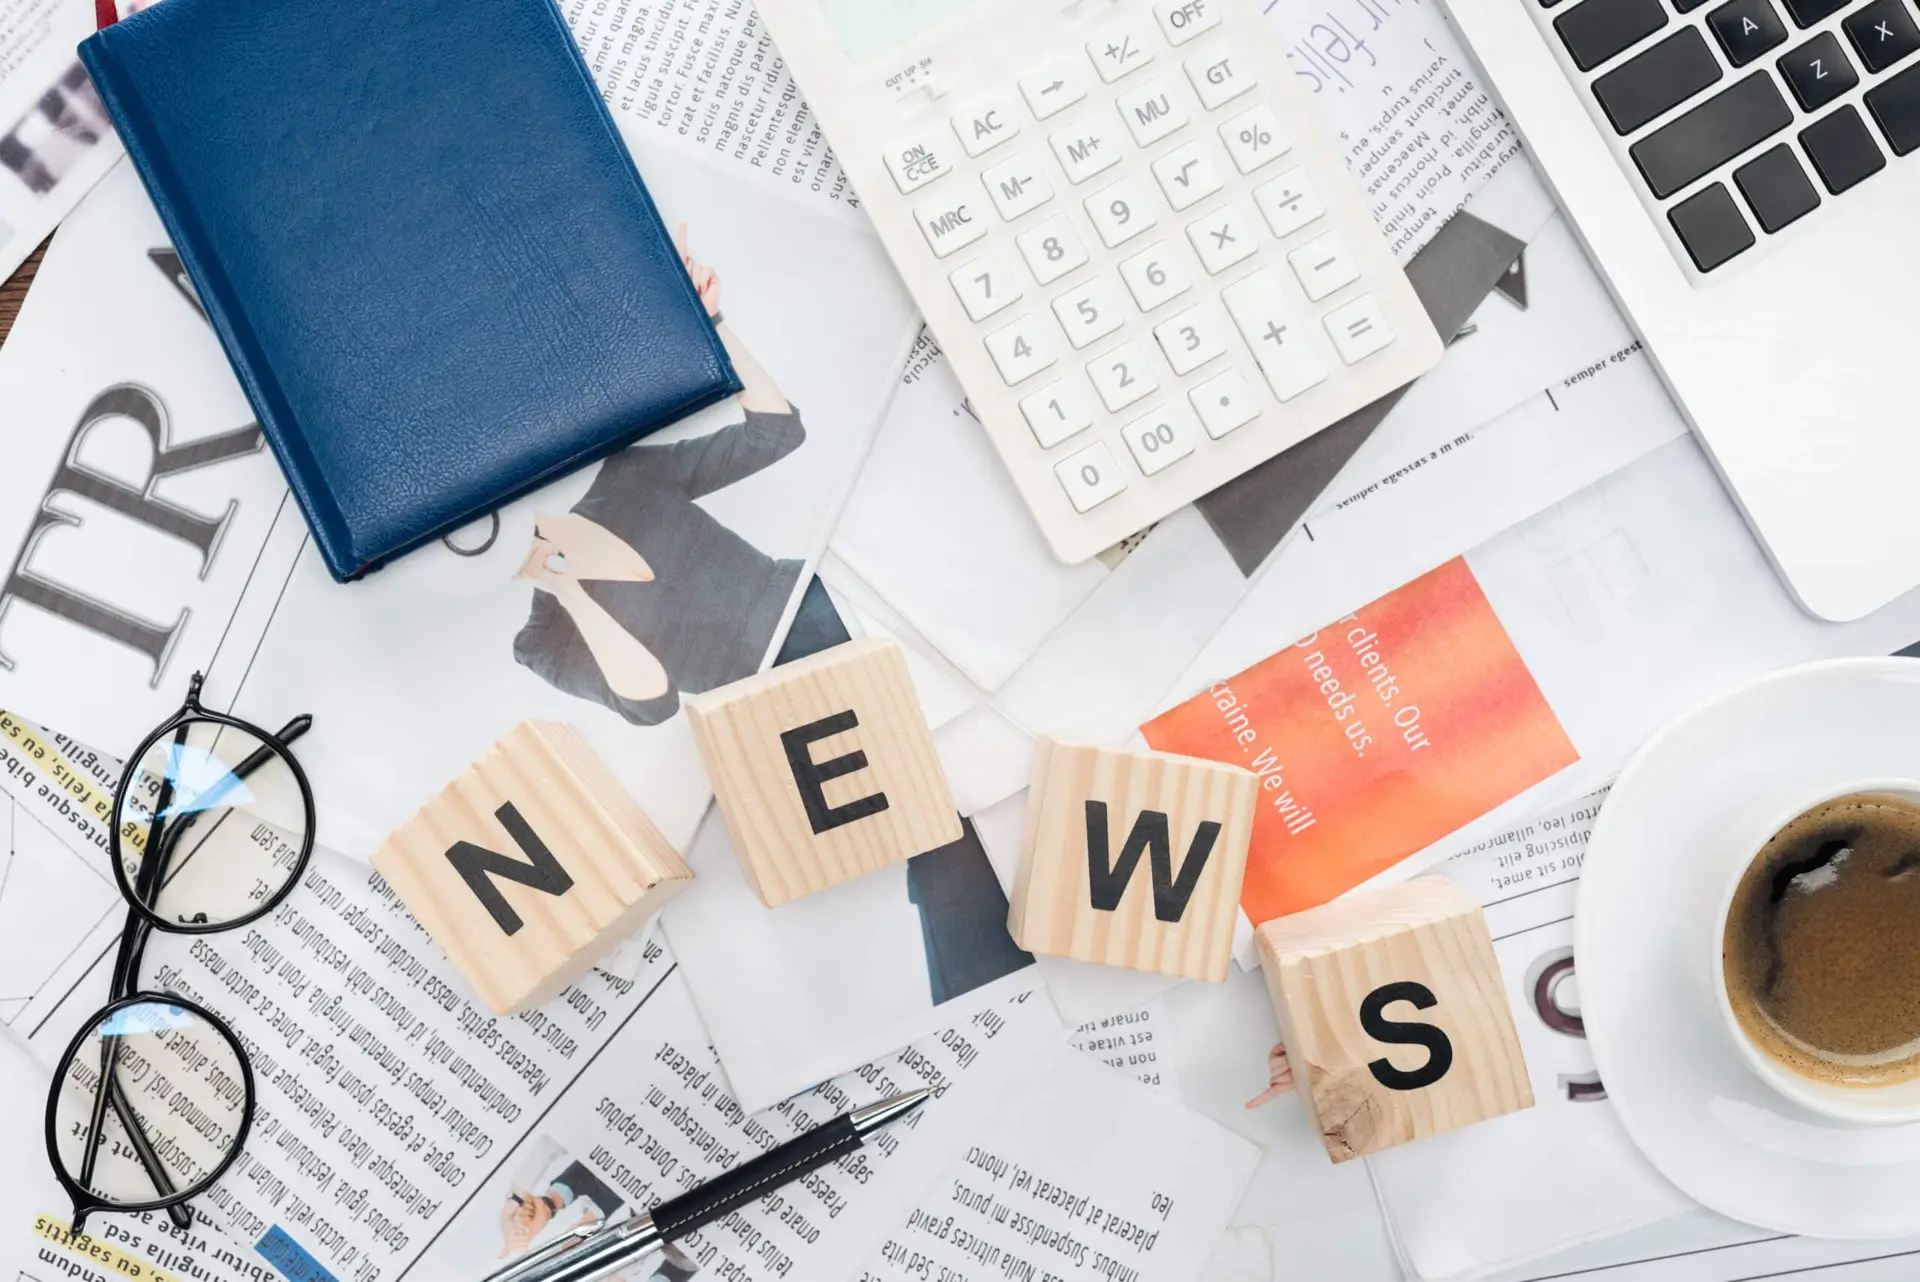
left=1189, top=369, right=1261, bottom=438
left=1055, top=441, right=1129, bottom=513
left=1088, top=22, right=1157, bottom=83
left=1117, top=79, right=1193, bottom=147
left=1187, top=53, right=1255, bottom=110
left=1152, top=141, right=1225, bottom=210
left=1288, top=230, right=1361, bottom=300
left=1050, top=118, right=1125, bottom=184
left=1121, top=407, right=1199, bottom=475
left=883, top=135, right=953, bottom=194
left=1222, top=270, right=1329, bottom=402
left=949, top=252, right=1024, bottom=322
left=1255, top=170, right=1324, bottom=238
left=1016, top=214, right=1092, bottom=284
left=1088, top=341, right=1162, bottom=411
left=916, top=195, right=988, bottom=258
left=983, top=150, right=1056, bottom=221
left=1021, top=378, right=1100, bottom=448
left=1156, top=0, right=1224, bottom=45
left=1324, top=294, right=1395, bottom=364
left=985, top=313, right=1061, bottom=385
left=1120, top=241, right=1193, bottom=310
left=952, top=91, right=1023, bottom=158
left=1021, top=62, right=1091, bottom=120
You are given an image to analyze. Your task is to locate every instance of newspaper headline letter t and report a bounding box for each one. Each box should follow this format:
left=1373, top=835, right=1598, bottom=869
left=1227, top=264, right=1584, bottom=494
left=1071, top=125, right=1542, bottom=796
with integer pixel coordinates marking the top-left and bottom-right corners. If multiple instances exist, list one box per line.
left=686, top=638, right=962, bottom=907
left=371, top=721, right=692, bottom=1014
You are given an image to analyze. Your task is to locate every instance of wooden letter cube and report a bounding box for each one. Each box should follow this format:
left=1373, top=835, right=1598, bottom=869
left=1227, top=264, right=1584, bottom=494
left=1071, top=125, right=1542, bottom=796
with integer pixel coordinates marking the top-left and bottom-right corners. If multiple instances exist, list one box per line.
left=372, top=722, right=692, bottom=1014
left=1006, top=738, right=1256, bottom=981
left=685, top=637, right=962, bottom=907
left=1256, top=876, right=1532, bottom=1162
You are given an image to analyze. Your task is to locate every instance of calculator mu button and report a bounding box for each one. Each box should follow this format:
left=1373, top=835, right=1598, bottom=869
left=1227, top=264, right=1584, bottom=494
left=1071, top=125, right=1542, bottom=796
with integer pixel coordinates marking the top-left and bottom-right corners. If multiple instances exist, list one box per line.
left=1088, top=341, right=1162, bottom=412
left=1050, top=118, right=1125, bottom=183
left=1085, top=174, right=1160, bottom=248
left=916, top=195, right=988, bottom=257
left=1119, top=241, right=1193, bottom=310
left=1288, top=230, right=1361, bottom=300
left=1186, top=200, right=1260, bottom=273
left=983, top=150, right=1056, bottom=220
left=1021, top=61, right=1091, bottom=120
left=1053, top=276, right=1129, bottom=349
left=883, top=135, right=954, bottom=194
left=1088, top=21, right=1157, bottom=83
left=1121, top=407, right=1198, bottom=475
left=985, top=313, right=1062, bottom=385
left=1189, top=369, right=1261, bottom=438
left=1324, top=294, right=1395, bottom=364
left=1220, top=105, right=1290, bottom=173
left=1222, top=270, right=1329, bottom=402
left=1016, top=214, right=1092, bottom=284
left=949, top=251, right=1024, bottom=322
left=1156, top=0, right=1224, bottom=46
left=1187, top=53, right=1255, bottom=110
left=1055, top=441, right=1128, bottom=513
left=952, top=92, right=1023, bottom=158
left=1021, top=378, right=1100, bottom=448
left=1151, top=141, right=1224, bottom=211
left=1255, top=169, right=1324, bottom=238
left=1117, top=80, right=1193, bottom=147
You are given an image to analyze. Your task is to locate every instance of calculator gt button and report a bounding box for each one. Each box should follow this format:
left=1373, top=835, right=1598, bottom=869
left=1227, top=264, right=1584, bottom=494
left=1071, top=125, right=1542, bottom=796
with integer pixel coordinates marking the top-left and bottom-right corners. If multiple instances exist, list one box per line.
left=1088, top=341, right=1162, bottom=411
left=1223, top=270, right=1329, bottom=402
left=1189, top=369, right=1261, bottom=438
left=1156, top=0, right=1223, bottom=46
left=1084, top=175, right=1160, bottom=247
left=1021, top=379, right=1100, bottom=448
left=983, top=150, right=1056, bottom=221
left=1050, top=118, right=1125, bottom=183
left=1088, top=22, right=1157, bottom=83
left=1055, top=442, right=1129, bottom=513
left=883, top=136, right=953, bottom=194
left=1121, top=408, right=1198, bottom=475
left=916, top=195, right=988, bottom=257
left=1053, top=276, right=1129, bottom=348
left=1220, top=105, right=1290, bottom=172
left=1324, top=294, right=1395, bottom=364
left=1153, top=301, right=1231, bottom=375
left=1017, top=214, right=1092, bottom=284
left=1152, top=141, right=1225, bottom=211
left=1254, top=169, right=1324, bottom=238
left=949, top=252, right=1024, bottom=322
left=1187, top=201, right=1260, bottom=273
left=1117, top=80, right=1193, bottom=147
left=985, top=314, right=1061, bottom=385
left=952, top=92, right=1023, bottom=158
left=1021, top=62, right=1091, bottom=120
left=1187, top=53, right=1255, bottom=110
left=1120, top=241, right=1193, bottom=310
left=1288, top=230, right=1361, bottom=300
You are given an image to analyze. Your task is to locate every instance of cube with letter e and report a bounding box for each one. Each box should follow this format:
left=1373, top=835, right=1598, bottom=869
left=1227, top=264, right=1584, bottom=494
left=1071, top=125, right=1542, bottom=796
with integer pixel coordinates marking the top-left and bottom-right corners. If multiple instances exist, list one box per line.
left=371, top=722, right=693, bottom=1015
left=685, top=637, right=962, bottom=907
left=1006, top=738, right=1256, bottom=981
left=1255, top=876, right=1533, bottom=1162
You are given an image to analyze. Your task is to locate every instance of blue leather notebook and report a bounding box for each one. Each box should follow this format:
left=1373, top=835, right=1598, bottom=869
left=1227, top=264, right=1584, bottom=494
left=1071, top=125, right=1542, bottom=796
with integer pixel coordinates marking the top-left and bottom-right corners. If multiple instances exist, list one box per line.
left=79, top=0, right=741, bottom=582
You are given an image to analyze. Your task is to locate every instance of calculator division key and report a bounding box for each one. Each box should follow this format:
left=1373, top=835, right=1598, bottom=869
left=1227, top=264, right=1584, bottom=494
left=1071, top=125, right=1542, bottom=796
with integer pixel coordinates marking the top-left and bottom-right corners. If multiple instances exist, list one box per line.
left=949, top=251, right=1025, bottom=322
left=1050, top=117, right=1126, bottom=184
left=1121, top=407, right=1198, bottom=475
left=1628, top=72, right=1792, bottom=198
left=1323, top=295, right=1395, bottom=364
left=1020, top=378, right=1100, bottom=448
left=1120, top=241, right=1193, bottom=310
left=1187, top=52, right=1255, bottom=110
left=1055, top=441, right=1129, bottom=513
left=883, top=135, right=953, bottom=194
left=1223, top=270, right=1329, bottom=402
left=1778, top=33, right=1857, bottom=113
left=1088, top=22, right=1157, bottom=83
left=1866, top=61, right=1920, bottom=153
left=986, top=313, right=1062, bottom=385
left=916, top=194, right=989, bottom=257
left=1054, top=276, right=1130, bottom=348
left=1189, top=369, right=1261, bottom=438
left=1254, top=169, right=1325, bottom=238
left=1707, top=0, right=1787, bottom=67
left=1187, top=201, right=1260, bottom=273
left=952, top=91, right=1023, bottom=159
left=983, top=150, right=1056, bottom=221
left=1117, top=80, right=1193, bottom=148
left=1156, top=0, right=1224, bottom=46
left=1088, top=341, right=1162, bottom=411
left=1220, top=105, right=1291, bottom=173
left=1017, top=214, right=1092, bottom=284
left=1152, top=141, right=1225, bottom=211
left=1592, top=29, right=1723, bottom=135
left=1021, top=62, right=1091, bottom=120
left=1288, top=230, right=1361, bottom=301
left=1085, top=175, right=1160, bottom=248
left=1845, top=0, right=1920, bottom=73
left=1153, top=301, right=1232, bottom=375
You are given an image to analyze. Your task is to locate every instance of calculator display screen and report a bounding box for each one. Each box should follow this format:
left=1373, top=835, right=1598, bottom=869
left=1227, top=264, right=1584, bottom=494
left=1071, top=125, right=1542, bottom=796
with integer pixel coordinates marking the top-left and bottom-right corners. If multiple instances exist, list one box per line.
left=816, top=0, right=979, bottom=63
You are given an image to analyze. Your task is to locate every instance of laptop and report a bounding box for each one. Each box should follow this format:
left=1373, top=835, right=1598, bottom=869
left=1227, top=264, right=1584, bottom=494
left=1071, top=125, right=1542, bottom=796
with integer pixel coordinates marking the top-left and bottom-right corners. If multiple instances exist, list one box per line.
left=1439, top=0, right=1920, bottom=621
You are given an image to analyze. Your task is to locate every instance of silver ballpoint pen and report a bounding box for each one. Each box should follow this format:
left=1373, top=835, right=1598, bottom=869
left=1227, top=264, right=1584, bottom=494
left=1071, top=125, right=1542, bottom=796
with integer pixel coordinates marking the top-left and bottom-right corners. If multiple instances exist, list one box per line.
left=479, top=1090, right=933, bottom=1282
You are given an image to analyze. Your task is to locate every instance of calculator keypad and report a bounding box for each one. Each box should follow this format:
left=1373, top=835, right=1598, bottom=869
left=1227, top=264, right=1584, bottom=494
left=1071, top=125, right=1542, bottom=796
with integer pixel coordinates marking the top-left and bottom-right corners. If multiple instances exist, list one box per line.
left=986, top=314, right=1061, bottom=384
left=949, top=252, right=1024, bottom=321
left=1017, top=214, right=1092, bottom=284
left=1089, top=342, right=1161, bottom=411
left=1084, top=175, right=1160, bottom=247
left=1120, top=406, right=1198, bottom=474
left=1056, top=441, right=1128, bottom=511
left=1053, top=276, right=1129, bottom=348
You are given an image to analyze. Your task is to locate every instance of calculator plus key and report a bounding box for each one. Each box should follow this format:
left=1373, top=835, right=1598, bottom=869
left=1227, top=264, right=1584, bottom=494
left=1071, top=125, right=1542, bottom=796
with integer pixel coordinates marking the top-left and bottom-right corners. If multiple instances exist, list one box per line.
left=1084, top=175, right=1160, bottom=248
left=1051, top=117, right=1125, bottom=184
left=983, top=151, right=1055, bottom=221
left=1120, top=241, right=1193, bottom=310
left=1017, top=214, right=1091, bottom=284
left=1708, top=0, right=1788, bottom=66
left=1221, top=106, right=1290, bottom=173
left=1055, top=442, right=1128, bottom=512
left=1223, top=270, right=1330, bottom=402
left=950, top=251, right=1024, bottom=322
left=916, top=194, right=988, bottom=257
left=1121, top=407, right=1199, bottom=475
left=1152, top=141, right=1226, bottom=211
left=1255, top=170, right=1325, bottom=237
left=1188, top=201, right=1261, bottom=273
left=1088, top=22, right=1156, bottom=83
left=1778, top=33, right=1858, bottom=112
left=1089, top=341, right=1162, bottom=412
left=1845, top=0, right=1920, bottom=73
left=1117, top=80, right=1193, bottom=147
left=1020, top=62, right=1089, bottom=120
left=1156, top=0, right=1224, bottom=46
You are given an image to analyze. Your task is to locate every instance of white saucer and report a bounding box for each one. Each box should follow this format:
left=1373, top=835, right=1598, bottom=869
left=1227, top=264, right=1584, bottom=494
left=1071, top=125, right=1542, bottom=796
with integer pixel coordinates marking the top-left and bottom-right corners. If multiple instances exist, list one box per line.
left=1579, top=657, right=1920, bottom=1239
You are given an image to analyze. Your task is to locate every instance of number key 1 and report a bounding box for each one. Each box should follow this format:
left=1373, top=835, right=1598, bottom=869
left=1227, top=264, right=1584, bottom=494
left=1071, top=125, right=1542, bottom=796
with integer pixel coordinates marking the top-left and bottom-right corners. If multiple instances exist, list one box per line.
left=1020, top=378, right=1100, bottom=448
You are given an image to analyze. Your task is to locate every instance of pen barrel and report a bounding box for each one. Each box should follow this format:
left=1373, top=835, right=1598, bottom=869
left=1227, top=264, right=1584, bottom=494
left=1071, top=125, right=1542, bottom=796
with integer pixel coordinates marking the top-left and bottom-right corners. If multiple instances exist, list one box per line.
left=650, top=1115, right=864, bottom=1243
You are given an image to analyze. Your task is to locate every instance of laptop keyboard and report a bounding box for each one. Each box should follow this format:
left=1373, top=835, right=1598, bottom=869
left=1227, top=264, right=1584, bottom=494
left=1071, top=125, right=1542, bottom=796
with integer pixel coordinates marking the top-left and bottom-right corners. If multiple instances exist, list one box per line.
left=1542, top=0, right=1920, bottom=272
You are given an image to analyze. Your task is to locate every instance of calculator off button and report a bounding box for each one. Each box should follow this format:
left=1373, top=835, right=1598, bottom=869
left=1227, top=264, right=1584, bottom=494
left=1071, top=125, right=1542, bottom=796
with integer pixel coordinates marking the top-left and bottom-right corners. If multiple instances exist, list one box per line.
left=916, top=195, right=988, bottom=258
left=883, top=136, right=953, bottom=194
left=1155, top=0, right=1223, bottom=46
left=1055, top=441, right=1129, bottom=513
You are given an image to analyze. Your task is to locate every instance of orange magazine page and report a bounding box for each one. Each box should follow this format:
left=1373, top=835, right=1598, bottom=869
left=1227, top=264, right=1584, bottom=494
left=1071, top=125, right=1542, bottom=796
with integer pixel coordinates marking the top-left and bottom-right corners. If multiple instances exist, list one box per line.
left=1142, top=557, right=1577, bottom=926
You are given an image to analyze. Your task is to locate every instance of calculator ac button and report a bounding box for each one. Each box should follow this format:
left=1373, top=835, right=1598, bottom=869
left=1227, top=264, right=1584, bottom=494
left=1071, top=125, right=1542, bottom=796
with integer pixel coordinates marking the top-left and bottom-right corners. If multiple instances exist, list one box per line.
left=1050, top=117, right=1125, bottom=184
left=1155, top=0, right=1223, bottom=46
left=1020, top=62, right=1091, bottom=120
left=1223, top=270, right=1329, bottom=402
left=949, top=251, right=1024, bottom=322
left=1021, top=378, right=1101, bottom=448
left=1016, top=214, right=1092, bottom=284
left=1052, top=276, right=1129, bottom=349
left=1186, top=201, right=1260, bottom=274
left=1186, top=53, right=1254, bottom=110
left=1288, top=230, right=1361, bottom=301
left=1084, top=175, right=1159, bottom=248
left=1220, top=105, right=1290, bottom=173
left=1189, top=369, right=1262, bottom=438
left=1116, top=80, right=1192, bottom=148
left=1324, top=294, right=1395, bottom=364
left=952, top=92, right=1023, bottom=159
left=1121, top=407, right=1198, bottom=475
left=1151, top=141, right=1224, bottom=211
left=1254, top=169, right=1325, bottom=239
left=983, top=150, right=1056, bottom=221
left=1088, top=341, right=1162, bottom=412
left=916, top=195, right=988, bottom=258
left=1153, top=301, right=1231, bottom=375
left=985, top=313, right=1062, bottom=385
left=1119, top=241, right=1193, bottom=311
left=1055, top=441, right=1129, bottom=513
left=1087, top=21, right=1157, bottom=83
left=883, top=136, right=954, bottom=194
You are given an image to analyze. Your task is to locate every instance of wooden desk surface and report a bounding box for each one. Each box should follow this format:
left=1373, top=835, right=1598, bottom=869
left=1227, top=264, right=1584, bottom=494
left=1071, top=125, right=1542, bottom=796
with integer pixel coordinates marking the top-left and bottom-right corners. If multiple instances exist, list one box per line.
left=0, top=240, right=47, bottom=348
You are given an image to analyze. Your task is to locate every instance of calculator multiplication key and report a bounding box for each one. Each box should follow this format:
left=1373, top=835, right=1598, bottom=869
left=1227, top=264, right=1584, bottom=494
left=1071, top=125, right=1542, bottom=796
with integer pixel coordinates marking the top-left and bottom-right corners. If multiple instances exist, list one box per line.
left=1189, top=368, right=1261, bottom=438
left=1156, top=0, right=1224, bottom=45
left=1020, top=378, right=1100, bottom=448
left=883, top=135, right=953, bottom=194
left=1153, top=301, right=1231, bottom=375
left=983, top=151, right=1055, bottom=220
left=1053, top=276, right=1129, bottom=348
left=1325, top=295, right=1395, bottom=364
left=1152, top=141, right=1225, bottom=210
left=1089, top=341, right=1162, bottom=411
left=1117, top=80, right=1193, bottom=147
left=1187, top=52, right=1255, bottom=110
left=949, top=251, right=1024, bottom=322
left=1085, top=175, right=1160, bottom=248
left=1220, top=105, right=1290, bottom=173
left=1255, top=170, right=1324, bottom=238
left=1017, top=214, right=1092, bottom=284
left=1088, top=22, right=1157, bottom=83
left=1223, top=270, right=1329, bottom=402
left=986, top=313, right=1061, bottom=385
left=952, top=92, right=1023, bottom=158
left=1055, top=441, right=1129, bottom=512
left=1121, top=407, right=1199, bottom=475
left=1289, top=230, right=1361, bottom=300
left=916, top=194, right=988, bottom=257
left=1187, top=201, right=1260, bottom=273
left=1051, top=117, right=1125, bottom=184
left=1020, top=62, right=1090, bottom=120
left=1120, top=241, right=1193, bottom=310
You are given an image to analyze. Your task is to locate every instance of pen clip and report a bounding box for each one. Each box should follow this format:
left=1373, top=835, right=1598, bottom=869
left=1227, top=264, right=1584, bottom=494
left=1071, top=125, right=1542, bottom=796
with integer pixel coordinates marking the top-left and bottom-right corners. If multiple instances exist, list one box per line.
left=477, top=1218, right=608, bottom=1282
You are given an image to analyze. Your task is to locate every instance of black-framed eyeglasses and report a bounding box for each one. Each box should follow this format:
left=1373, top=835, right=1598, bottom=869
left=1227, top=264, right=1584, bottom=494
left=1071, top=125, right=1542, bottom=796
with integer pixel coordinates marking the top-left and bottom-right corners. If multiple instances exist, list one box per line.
left=44, top=673, right=316, bottom=1234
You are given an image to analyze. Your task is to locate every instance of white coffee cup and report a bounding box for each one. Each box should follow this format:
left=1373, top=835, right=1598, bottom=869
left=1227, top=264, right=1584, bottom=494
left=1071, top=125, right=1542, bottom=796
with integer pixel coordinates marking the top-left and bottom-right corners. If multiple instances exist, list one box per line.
left=1708, top=778, right=1920, bottom=1125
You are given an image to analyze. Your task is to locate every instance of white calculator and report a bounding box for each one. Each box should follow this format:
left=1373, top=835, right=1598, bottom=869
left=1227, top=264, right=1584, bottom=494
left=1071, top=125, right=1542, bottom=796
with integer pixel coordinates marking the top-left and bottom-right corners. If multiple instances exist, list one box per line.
left=755, top=0, right=1444, bottom=563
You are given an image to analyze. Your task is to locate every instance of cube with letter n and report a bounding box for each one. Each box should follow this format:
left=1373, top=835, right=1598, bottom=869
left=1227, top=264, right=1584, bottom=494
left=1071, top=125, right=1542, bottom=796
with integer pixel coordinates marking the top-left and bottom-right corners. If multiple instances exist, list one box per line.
left=685, top=637, right=962, bottom=907
left=371, top=722, right=692, bottom=1015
